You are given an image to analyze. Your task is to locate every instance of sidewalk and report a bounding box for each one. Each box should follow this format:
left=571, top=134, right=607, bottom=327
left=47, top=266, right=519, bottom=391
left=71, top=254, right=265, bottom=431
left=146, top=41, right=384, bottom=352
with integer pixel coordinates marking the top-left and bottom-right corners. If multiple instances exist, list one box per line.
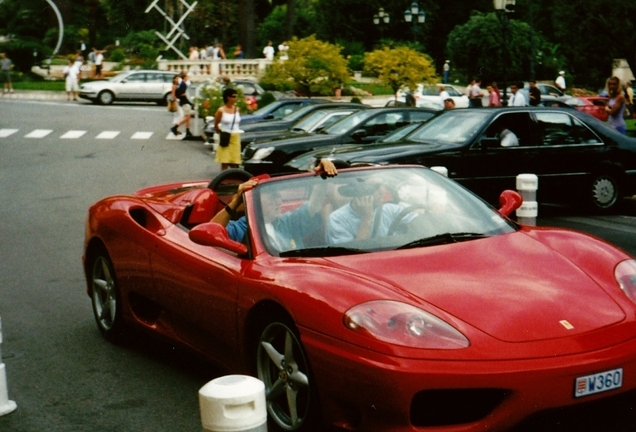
left=2, top=90, right=67, bottom=101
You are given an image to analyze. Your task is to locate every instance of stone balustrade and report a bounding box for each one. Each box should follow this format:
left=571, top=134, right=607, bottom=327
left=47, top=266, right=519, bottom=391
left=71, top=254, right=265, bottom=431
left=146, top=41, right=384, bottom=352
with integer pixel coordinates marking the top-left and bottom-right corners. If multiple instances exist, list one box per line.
left=157, top=59, right=273, bottom=82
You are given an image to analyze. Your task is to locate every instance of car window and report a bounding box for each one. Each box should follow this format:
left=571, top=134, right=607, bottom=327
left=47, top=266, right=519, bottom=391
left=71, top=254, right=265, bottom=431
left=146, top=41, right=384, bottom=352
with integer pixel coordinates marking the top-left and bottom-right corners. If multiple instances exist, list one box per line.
left=325, top=110, right=377, bottom=135
left=535, top=112, right=602, bottom=145
left=125, top=73, right=146, bottom=82
left=146, top=73, right=164, bottom=83
left=236, top=83, right=255, bottom=95
left=270, top=103, right=302, bottom=119
left=484, top=112, right=540, bottom=147
left=361, top=113, right=409, bottom=136
left=446, top=87, right=461, bottom=97
left=378, top=123, right=422, bottom=143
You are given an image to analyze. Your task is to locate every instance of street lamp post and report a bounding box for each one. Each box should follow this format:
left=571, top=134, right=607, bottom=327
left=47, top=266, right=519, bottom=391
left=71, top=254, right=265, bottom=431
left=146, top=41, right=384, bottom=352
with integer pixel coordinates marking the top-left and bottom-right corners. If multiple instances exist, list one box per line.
left=404, top=1, right=425, bottom=42
left=373, top=7, right=390, bottom=40
left=494, top=0, right=515, bottom=106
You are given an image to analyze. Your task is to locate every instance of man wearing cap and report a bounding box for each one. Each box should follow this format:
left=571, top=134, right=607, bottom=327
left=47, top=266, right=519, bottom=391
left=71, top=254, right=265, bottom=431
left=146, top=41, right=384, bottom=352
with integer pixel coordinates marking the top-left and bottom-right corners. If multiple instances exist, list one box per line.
left=555, top=71, right=566, bottom=92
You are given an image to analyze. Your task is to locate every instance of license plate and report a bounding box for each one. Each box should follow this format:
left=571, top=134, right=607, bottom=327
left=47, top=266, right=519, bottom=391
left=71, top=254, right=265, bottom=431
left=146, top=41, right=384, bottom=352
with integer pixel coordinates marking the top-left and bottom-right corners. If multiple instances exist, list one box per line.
left=574, top=368, right=623, bottom=398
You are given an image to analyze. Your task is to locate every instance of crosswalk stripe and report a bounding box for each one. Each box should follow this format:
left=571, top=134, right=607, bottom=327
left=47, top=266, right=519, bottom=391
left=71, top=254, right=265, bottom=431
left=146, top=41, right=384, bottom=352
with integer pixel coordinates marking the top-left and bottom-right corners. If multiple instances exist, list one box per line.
left=96, top=131, right=121, bottom=139
left=60, top=130, right=87, bottom=139
left=0, top=129, right=18, bottom=138
left=25, top=129, right=53, bottom=138
left=131, top=132, right=153, bottom=140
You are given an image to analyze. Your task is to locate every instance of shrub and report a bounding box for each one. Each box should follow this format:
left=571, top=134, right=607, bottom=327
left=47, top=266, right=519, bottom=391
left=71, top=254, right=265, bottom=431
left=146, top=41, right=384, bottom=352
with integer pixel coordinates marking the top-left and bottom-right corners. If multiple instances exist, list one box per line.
left=196, top=81, right=247, bottom=118
left=109, top=49, right=125, bottom=63
left=350, top=97, right=362, bottom=104
left=258, top=92, right=277, bottom=109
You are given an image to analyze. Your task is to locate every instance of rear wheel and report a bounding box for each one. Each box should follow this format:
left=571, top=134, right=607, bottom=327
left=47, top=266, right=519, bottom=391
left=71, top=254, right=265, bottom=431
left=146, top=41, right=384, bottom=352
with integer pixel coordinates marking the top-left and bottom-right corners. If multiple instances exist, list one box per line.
left=90, top=248, right=123, bottom=340
left=257, top=321, right=314, bottom=431
left=590, top=173, right=620, bottom=212
left=98, top=90, right=114, bottom=105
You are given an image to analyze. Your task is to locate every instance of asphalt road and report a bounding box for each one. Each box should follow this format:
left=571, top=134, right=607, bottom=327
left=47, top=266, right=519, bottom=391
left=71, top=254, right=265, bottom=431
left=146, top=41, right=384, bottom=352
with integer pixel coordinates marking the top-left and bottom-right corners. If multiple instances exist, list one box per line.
left=0, top=98, right=635, bottom=432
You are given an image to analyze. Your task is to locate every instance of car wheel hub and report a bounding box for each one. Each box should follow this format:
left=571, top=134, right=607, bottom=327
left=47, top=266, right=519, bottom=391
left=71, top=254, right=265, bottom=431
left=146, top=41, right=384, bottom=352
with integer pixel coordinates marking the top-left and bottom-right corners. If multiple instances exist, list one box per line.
left=593, top=177, right=617, bottom=207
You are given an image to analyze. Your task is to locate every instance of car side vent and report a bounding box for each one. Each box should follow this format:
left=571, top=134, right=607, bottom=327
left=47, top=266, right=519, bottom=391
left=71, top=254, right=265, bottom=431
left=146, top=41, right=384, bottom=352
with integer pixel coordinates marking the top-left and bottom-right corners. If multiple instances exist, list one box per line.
left=410, top=388, right=508, bottom=426
left=129, top=208, right=148, bottom=228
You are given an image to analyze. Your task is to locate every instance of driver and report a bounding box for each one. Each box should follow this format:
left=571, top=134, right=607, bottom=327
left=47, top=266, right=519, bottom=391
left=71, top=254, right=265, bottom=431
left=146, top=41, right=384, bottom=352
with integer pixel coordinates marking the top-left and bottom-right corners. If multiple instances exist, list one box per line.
left=326, top=178, right=414, bottom=245
left=210, top=159, right=338, bottom=250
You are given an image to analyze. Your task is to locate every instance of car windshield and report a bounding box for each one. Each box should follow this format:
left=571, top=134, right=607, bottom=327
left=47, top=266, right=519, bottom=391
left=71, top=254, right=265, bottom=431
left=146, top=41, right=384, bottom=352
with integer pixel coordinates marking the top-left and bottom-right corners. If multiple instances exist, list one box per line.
left=250, top=166, right=516, bottom=257
left=323, top=110, right=378, bottom=135
left=378, top=123, right=422, bottom=142
left=283, top=104, right=323, bottom=122
left=291, top=110, right=337, bottom=132
left=408, top=110, right=491, bottom=145
left=251, top=100, right=288, bottom=117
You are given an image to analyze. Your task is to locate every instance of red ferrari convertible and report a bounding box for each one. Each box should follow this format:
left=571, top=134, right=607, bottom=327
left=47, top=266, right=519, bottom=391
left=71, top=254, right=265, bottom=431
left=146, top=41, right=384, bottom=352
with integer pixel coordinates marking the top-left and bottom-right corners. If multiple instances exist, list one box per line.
left=83, top=165, right=636, bottom=432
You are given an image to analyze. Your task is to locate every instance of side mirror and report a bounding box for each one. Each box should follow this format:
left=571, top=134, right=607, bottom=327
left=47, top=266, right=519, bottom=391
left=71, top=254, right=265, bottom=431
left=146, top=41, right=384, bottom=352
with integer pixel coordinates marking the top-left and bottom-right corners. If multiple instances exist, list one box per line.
left=264, top=114, right=275, bottom=120
left=189, top=222, right=248, bottom=255
left=351, top=129, right=368, bottom=140
left=498, top=190, right=523, bottom=217
left=480, top=137, right=500, bottom=149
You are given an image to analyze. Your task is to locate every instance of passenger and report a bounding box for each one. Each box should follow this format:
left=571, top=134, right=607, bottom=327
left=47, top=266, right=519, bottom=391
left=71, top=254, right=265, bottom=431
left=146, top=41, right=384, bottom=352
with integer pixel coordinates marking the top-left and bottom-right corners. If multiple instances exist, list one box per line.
left=496, top=123, right=519, bottom=147
left=210, top=159, right=338, bottom=249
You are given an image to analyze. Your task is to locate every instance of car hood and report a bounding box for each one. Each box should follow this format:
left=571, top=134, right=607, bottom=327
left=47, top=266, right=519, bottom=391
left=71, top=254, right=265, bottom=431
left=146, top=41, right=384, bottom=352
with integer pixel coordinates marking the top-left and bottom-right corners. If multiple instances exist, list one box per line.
left=285, top=141, right=458, bottom=170
left=79, top=80, right=112, bottom=89
left=324, top=232, right=626, bottom=343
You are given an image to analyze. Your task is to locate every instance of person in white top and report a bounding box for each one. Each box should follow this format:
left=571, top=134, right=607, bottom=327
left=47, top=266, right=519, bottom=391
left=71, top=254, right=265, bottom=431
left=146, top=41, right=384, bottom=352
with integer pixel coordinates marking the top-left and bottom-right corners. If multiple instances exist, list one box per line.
left=278, top=41, right=289, bottom=60
left=263, top=41, right=275, bottom=60
left=508, top=82, right=527, bottom=106
left=555, top=71, right=566, bottom=92
left=438, top=85, right=450, bottom=104
left=469, top=78, right=483, bottom=107
left=94, top=49, right=104, bottom=79
left=63, top=59, right=80, bottom=101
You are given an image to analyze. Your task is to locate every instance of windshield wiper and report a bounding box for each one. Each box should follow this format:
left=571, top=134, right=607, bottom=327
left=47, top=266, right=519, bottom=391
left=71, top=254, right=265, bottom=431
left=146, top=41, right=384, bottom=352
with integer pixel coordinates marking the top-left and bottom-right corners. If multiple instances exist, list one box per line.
left=279, top=246, right=367, bottom=258
left=396, top=232, right=488, bottom=250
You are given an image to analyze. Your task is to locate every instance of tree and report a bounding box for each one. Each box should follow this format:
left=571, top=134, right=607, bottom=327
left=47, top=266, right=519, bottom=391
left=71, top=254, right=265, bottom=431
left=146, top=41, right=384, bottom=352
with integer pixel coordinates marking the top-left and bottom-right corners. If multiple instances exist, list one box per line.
left=363, top=46, right=437, bottom=94
left=260, top=35, right=349, bottom=96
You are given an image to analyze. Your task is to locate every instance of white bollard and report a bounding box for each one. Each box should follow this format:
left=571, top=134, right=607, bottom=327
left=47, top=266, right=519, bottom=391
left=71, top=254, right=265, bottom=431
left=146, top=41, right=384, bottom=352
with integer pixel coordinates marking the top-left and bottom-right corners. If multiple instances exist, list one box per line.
left=430, top=166, right=448, bottom=177
left=516, top=174, right=539, bottom=226
left=0, top=318, right=17, bottom=416
left=199, top=375, right=267, bottom=432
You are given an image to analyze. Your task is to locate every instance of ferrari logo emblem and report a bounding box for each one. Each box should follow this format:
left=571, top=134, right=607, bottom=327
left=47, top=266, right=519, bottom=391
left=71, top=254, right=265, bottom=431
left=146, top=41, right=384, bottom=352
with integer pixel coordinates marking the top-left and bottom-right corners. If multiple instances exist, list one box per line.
left=560, top=320, right=574, bottom=330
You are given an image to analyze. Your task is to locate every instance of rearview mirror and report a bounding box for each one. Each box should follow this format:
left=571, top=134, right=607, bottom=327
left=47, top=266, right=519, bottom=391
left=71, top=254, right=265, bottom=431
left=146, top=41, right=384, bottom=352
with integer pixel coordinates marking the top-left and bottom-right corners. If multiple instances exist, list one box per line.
left=189, top=222, right=248, bottom=255
left=498, top=190, right=523, bottom=217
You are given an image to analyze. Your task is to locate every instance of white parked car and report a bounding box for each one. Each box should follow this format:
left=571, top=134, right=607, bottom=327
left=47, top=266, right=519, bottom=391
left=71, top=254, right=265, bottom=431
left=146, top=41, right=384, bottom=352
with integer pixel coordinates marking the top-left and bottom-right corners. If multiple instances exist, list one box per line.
left=79, top=70, right=178, bottom=105
left=396, top=83, right=470, bottom=108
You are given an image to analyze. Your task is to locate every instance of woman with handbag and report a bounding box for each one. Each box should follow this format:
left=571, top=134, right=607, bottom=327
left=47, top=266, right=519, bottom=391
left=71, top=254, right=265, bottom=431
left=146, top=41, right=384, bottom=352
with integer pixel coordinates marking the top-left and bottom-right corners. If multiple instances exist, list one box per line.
left=214, top=87, right=242, bottom=170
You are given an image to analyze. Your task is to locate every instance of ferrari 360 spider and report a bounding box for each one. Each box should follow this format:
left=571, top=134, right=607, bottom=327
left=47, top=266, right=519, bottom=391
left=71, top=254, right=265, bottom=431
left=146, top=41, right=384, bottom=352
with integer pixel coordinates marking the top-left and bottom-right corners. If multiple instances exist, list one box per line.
left=83, top=164, right=636, bottom=431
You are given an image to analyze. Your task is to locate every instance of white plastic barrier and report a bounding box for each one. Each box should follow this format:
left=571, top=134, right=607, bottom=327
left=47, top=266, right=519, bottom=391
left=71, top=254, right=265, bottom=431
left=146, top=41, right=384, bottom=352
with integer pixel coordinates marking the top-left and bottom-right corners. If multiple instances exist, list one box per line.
left=516, top=174, right=538, bottom=226
left=0, top=318, right=17, bottom=416
left=199, top=375, right=267, bottom=432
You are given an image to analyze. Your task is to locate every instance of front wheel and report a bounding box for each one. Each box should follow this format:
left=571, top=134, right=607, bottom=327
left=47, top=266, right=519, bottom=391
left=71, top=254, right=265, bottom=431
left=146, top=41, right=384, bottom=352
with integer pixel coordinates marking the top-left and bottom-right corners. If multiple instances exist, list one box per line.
left=257, top=321, right=314, bottom=431
left=590, top=173, right=620, bottom=212
left=90, top=249, right=123, bottom=340
left=98, top=90, right=114, bottom=105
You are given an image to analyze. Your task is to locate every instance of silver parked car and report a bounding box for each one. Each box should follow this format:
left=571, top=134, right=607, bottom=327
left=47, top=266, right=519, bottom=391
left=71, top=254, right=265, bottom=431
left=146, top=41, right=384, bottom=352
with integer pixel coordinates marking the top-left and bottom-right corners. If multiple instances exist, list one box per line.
left=79, top=70, right=178, bottom=105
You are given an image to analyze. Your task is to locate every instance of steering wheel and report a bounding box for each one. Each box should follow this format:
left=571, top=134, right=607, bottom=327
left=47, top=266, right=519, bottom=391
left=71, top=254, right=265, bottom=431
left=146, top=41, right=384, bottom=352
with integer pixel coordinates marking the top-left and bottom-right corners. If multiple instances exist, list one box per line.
left=387, top=205, right=428, bottom=236
left=207, top=169, right=253, bottom=203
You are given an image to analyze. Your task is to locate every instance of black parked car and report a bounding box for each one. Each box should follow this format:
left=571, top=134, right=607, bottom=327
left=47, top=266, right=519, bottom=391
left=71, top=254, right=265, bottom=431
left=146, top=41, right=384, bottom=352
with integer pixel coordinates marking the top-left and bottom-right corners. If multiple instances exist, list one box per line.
left=285, top=107, right=636, bottom=212
left=204, top=98, right=332, bottom=141
left=241, top=105, right=367, bottom=148
left=241, top=107, right=439, bottom=175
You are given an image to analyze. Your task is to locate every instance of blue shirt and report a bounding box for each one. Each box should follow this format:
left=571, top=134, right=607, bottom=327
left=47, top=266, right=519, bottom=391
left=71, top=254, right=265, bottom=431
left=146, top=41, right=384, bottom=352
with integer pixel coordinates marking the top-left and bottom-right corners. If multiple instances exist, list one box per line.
left=326, top=203, right=405, bottom=245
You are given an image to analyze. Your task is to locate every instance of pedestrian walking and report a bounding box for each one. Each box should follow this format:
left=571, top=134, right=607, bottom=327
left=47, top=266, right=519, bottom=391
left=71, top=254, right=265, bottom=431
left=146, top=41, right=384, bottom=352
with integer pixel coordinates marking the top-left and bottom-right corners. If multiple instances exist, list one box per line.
left=487, top=82, right=501, bottom=107
left=94, top=49, right=105, bottom=79
left=605, top=76, right=627, bottom=134
left=170, top=73, right=194, bottom=138
left=508, top=82, right=527, bottom=106
left=1, top=53, right=13, bottom=94
left=233, top=45, right=244, bottom=59
left=443, top=60, right=450, bottom=84
left=468, top=78, right=483, bottom=107
left=263, top=41, right=275, bottom=61
left=528, top=80, right=541, bottom=106
left=555, top=71, right=566, bottom=93
left=214, top=87, right=243, bottom=171
left=63, top=59, right=80, bottom=101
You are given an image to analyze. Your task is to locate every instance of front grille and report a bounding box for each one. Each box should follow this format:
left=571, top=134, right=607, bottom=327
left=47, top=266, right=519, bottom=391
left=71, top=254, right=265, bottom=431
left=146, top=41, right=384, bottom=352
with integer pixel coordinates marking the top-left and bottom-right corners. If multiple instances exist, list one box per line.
left=410, top=388, right=509, bottom=427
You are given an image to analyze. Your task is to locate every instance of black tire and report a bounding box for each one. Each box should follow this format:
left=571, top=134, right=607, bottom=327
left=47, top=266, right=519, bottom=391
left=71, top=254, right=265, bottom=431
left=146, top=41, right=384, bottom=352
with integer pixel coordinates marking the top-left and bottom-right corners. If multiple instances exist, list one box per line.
left=89, top=246, right=124, bottom=341
left=257, top=320, right=316, bottom=431
left=207, top=168, right=252, bottom=197
left=98, top=90, right=114, bottom=105
left=590, top=172, right=620, bottom=212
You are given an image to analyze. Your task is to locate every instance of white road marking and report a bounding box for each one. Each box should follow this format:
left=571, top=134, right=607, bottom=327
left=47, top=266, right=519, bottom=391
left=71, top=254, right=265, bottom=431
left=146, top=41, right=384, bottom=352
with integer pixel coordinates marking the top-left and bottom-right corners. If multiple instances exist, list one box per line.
left=60, top=130, right=87, bottom=139
left=96, top=131, right=121, bottom=139
left=131, top=132, right=153, bottom=140
left=25, top=129, right=53, bottom=138
left=0, top=129, right=18, bottom=138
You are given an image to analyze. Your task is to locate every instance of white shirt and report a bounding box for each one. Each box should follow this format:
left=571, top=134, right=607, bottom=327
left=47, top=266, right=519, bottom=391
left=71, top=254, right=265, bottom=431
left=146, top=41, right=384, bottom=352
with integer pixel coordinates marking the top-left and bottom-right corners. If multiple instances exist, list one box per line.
left=556, top=75, right=566, bottom=90
left=278, top=44, right=289, bottom=60
left=500, top=129, right=519, bottom=147
left=439, top=90, right=450, bottom=103
left=263, top=45, right=275, bottom=60
left=95, top=53, right=103, bottom=66
left=509, top=92, right=527, bottom=106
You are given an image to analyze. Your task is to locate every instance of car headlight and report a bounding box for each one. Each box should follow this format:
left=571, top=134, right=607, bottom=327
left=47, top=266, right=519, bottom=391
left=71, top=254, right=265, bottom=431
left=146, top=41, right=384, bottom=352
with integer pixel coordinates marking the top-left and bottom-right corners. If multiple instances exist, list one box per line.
left=250, top=147, right=275, bottom=161
left=343, top=300, right=469, bottom=349
left=616, top=259, right=636, bottom=303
